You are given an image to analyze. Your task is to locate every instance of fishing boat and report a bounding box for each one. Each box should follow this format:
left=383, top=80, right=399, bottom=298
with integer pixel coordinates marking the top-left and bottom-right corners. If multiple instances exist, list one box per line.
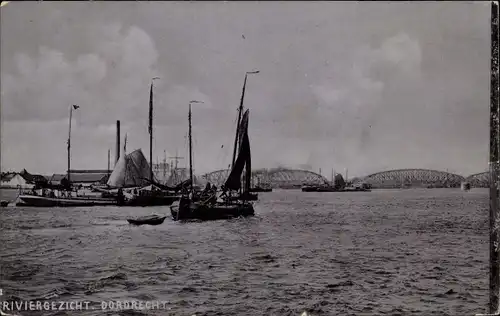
left=170, top=99, right=255, bottom=221
left=17, top=193, right=118, bottom=207
left=17, top=105, right=119, bottom=207
left=100, top=81, right=181, bottom=206
left=127, top=214, right=167, bottom=226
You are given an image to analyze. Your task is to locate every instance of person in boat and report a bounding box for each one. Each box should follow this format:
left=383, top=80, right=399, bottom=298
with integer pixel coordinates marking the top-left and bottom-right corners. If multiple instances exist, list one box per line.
left=219, top=185, right=232, bottom=204
left=117, top=188, right=124, bottom=205
left=204, top=182, right=212, bottom=192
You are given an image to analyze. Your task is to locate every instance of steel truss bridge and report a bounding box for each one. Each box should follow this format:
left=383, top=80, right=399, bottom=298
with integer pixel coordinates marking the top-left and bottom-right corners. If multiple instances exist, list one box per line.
left=201, top=168, right=489, bottom=189
left=202, top=168, right=328, bottom=189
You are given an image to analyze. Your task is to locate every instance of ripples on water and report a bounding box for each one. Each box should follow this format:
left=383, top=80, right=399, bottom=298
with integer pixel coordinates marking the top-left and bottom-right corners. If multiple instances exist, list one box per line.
left=0, top=189, right=489, bottom=315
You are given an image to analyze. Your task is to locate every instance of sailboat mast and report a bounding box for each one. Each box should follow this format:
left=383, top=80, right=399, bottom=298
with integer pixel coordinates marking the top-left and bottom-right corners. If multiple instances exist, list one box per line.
left=67, top=106, right=73, bottom=184
left=107, top=149, right=110, bottom=178
left=149, top=77, right=159, bottom=182
left=67, top=104, right=79, bottom=185
left=149, top=83, right=154, bottom=182
left=188, top=103, right=193, bottom=193
left=231, top=71, right=259, bottom=170
left=187, top=100, right=203, bottom=192
left=231, top=74, right=247, bottom=169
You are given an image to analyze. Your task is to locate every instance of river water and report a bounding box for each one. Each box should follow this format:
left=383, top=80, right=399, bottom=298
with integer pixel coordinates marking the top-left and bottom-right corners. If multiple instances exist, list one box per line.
left=0, top=188, right=489, bottom=315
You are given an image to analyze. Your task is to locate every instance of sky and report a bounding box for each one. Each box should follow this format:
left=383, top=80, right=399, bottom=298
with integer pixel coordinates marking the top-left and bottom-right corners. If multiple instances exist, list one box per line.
left=0, top=1, right=491, bottom=178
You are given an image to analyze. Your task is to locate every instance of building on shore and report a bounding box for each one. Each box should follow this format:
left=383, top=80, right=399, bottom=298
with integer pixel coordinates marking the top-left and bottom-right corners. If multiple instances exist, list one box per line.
left=61, top=169, right=110, bottom=188
left=0, top=169, right=48, bottom=189
left=0, top=172, right=33, bottom=189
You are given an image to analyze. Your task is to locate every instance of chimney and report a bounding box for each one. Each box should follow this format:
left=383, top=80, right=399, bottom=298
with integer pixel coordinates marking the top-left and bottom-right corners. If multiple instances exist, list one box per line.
left=115, top=120, right=120, bottom=166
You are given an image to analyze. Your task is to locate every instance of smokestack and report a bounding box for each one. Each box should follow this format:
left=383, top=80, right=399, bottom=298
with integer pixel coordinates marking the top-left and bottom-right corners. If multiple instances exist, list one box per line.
left=115, top=120, right=120, bottom=166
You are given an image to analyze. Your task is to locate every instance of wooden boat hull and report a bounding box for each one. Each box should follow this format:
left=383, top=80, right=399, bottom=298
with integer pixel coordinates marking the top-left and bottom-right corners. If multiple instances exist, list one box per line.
left=17, top=195, right=118, bottom=207
left=170, top=198, right=255, bottom=221
left=0, top=200, right=9, bottom=207
left=127, top=216, right=167, bottom=226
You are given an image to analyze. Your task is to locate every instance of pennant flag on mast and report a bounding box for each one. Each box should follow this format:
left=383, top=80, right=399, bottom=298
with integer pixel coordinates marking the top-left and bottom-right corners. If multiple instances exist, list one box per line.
left=148, top=83, right=153, bottom=135
left=73, top=104, right=80, bottom=110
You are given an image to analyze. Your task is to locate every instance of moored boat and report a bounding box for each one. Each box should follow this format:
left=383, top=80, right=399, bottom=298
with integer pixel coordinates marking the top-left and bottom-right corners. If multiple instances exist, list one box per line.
left=17, top=193, right=118, bottom=207
left=100, top=81, right=181, bottom=207
left=171, top=73, right=258, bottom=221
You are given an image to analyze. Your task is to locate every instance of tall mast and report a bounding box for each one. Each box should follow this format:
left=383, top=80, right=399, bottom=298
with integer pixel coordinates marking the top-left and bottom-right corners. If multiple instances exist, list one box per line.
left=188, top=103, right=193, bottom=193
left=149, top=77, right=160, bottom=182
left=149, top=83, right=154, bottom=182
left=188, top=101, right=204, bottom=192
left=107, top=149, right=110, bottom=178
left=231, top=75, right=246, bottom=169
left=67, top=104, right=79, bottom=185
left=231, top=70, right=259, bottom=170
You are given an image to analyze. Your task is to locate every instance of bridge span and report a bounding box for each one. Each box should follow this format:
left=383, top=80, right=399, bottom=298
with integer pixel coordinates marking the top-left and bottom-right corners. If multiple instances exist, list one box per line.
left=202, top=168, right=327, bottom=189
left=200, top=168, right=487, bottom=189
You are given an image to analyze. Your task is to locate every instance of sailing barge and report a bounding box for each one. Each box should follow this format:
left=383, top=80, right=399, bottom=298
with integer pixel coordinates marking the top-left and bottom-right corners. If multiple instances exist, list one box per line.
left=17, top=105, right=119, bottom=207
left=170, top=102, right=255, bottom=221
left=95, top=81, right=182, bottom=207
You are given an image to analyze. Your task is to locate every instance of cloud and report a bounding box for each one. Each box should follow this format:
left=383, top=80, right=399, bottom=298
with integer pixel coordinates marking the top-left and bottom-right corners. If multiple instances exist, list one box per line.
left=309, top=32, right=420, bottom=142
left=1, top=23, right=162, bottom=127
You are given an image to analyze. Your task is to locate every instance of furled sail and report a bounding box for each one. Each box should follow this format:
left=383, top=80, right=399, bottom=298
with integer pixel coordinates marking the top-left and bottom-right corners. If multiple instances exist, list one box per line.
left=224, top=109, right=251, bottom=191
left=107, top=149, right=155, bottom=187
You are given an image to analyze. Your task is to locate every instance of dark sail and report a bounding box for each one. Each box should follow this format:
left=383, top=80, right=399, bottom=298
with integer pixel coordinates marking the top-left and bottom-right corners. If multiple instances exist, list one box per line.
left=224, top=110, right=250, bottom=191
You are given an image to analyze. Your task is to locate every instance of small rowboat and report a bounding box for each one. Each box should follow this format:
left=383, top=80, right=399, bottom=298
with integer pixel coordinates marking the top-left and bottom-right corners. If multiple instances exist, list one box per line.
left=127, top=215, right=167, bottom=226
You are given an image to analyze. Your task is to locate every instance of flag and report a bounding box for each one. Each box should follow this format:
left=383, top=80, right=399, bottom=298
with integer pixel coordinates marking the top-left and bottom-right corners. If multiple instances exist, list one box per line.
left=148, top=84, right=153, bottom=135
left=73, top=104, right=80, bottom=110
